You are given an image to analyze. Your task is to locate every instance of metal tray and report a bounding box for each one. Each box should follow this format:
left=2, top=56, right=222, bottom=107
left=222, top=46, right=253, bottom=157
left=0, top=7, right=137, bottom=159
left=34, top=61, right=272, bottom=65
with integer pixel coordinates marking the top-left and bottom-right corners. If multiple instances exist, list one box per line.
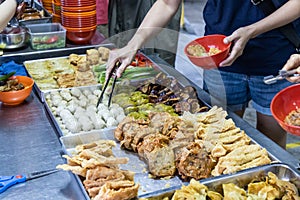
left=141, top=163, right=300, bottom=199
left=19, top=1, right=52, bottom=26
left=43, top=84, right=124, bottom=137
left=60, top=128, right=184, bottom=199
left=23, top=49, right=159, bottom=103
left=59, top=128, right=284, bottom=199
left=24, top=55, right=100, bottom=102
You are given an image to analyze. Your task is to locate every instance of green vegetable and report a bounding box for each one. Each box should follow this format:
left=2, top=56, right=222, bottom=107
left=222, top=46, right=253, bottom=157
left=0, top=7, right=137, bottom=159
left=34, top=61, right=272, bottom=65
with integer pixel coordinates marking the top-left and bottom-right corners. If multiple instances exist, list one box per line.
left=96, top=66, right=158, bottom=84
left=128, top=111, right=148, bottom=120
left=31, top=36, right=65, bottom=50
left=93, top=63, right=106, bottom=72
left=0, top=71, right=16, bottom=81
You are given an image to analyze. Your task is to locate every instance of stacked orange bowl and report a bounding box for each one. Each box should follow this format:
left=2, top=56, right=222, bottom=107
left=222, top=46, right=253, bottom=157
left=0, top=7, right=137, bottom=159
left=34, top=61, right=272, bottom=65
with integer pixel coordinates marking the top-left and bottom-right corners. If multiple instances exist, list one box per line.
left=52, top=0, right=62, bottom=23
left=42, top=0, right=53, bottom=14
left=61, top=0, right=96, bottom=44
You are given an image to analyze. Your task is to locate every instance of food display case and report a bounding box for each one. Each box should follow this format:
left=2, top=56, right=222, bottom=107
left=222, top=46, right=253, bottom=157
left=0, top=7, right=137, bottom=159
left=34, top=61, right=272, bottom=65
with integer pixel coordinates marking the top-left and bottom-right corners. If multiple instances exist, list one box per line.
left=0, top=48, right=299, bottom=200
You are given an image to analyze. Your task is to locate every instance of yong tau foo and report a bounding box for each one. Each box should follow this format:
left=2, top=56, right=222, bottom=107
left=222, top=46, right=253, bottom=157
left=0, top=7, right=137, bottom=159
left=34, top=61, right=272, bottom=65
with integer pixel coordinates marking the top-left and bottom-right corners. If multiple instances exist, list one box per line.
left=141, top=172, right=300, bottom=200
left=184, top=34, right=231, bottom=69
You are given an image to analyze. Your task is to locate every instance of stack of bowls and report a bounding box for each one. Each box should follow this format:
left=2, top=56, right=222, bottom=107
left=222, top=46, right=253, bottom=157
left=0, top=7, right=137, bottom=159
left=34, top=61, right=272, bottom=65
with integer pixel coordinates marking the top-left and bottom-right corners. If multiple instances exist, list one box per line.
left=61, top=0, right=96, bottom=44
left=52, top=0, right=61, bottom=23
left=41, top=0, right=53, bottom=14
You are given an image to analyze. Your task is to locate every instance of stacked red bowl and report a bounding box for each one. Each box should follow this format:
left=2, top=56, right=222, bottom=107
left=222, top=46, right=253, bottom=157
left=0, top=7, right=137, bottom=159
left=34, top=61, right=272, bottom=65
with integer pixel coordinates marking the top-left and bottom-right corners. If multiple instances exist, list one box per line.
left=61, top=0, right=96, bottom=44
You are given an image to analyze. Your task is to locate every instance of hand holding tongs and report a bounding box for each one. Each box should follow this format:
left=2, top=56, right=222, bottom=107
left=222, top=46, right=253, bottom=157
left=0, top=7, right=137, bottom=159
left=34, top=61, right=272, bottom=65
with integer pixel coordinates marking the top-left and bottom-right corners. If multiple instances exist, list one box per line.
left=263, top=69, right=299, bottom=84
left=96, top=62, right=121, bottom=108
left=0, top=169, right=59, bottom=193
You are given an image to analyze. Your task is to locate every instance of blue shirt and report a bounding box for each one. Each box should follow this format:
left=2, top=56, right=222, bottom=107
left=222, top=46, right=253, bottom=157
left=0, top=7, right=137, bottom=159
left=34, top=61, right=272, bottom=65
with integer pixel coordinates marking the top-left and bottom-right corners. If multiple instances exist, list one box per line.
left=203, top=0, right=299, bottom=76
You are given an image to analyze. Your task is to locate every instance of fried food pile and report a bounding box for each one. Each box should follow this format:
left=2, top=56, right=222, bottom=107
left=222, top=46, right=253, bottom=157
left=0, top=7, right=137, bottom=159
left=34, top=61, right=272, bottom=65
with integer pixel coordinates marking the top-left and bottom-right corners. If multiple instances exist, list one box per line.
left=285, top=108, right=300, bottom=126
left=143, top=172, right=300, bottom=200
left=68, top=46, right=110, bottom=86
left=56, top=140, right=139, bottom=200
left=24, top=47, right=110, bottom=91
left=115, top=106, right=271, bottom=180
left=85, top=46, right=110, bottom=66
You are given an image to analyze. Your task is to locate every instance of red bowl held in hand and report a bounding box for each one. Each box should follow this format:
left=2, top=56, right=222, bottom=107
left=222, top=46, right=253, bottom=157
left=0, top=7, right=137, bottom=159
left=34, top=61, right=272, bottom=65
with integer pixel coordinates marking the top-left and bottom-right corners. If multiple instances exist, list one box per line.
left=184, top=34, right=231, bottom=69
left=271, top=84, right=300, bottom=136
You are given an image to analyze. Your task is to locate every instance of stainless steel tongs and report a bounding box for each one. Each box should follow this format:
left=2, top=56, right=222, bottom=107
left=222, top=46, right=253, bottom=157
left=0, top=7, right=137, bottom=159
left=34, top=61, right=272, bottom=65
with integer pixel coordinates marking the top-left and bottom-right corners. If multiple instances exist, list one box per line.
left=263, top=69, right=299, bottom=84
left=96, top=62, right=120, bottom=108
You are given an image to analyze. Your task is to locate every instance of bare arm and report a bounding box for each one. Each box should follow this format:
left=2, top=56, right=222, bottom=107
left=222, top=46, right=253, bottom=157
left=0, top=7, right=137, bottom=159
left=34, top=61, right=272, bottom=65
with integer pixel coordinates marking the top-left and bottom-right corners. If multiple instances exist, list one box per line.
left=106, top=0, right=182, bottom=78
left=220, top=0, right=300, bottom=66
left=0, top=0, right=17, bottom=32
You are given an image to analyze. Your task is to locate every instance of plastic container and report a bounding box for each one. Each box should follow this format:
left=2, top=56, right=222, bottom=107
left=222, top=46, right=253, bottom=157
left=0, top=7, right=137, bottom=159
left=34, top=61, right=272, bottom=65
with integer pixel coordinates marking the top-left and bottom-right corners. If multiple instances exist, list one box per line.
left=26, top=23, right=66, bottom=50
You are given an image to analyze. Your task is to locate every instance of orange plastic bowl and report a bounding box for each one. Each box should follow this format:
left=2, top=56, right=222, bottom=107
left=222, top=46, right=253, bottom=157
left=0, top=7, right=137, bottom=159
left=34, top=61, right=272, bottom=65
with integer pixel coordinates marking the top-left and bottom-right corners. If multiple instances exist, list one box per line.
left=184, top=34, right=231, bottom=69
left=271, top=84, right=300, bottom=136
left=0, top=76, right=34, bottom=106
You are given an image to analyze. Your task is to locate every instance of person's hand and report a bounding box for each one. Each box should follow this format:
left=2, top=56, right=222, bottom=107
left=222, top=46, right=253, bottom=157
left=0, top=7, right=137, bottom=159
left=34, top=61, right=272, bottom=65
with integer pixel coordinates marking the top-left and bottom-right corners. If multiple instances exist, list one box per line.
left=106, top=46, right=138, bottom=79
left=281, top=54, right=300, bottom=83
left=219, top=26, right=252, bottom=67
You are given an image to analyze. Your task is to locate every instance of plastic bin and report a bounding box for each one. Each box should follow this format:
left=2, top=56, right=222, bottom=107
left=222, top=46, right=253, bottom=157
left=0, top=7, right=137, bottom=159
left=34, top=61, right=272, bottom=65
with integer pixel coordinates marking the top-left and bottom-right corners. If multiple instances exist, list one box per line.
left=26, top=23, right=66, bottom=50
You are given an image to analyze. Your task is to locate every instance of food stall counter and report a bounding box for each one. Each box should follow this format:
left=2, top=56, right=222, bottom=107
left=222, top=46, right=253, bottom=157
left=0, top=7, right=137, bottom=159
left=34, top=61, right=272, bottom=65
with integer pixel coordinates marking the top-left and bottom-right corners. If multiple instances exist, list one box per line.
left=0, top=53, right=299, bottom=199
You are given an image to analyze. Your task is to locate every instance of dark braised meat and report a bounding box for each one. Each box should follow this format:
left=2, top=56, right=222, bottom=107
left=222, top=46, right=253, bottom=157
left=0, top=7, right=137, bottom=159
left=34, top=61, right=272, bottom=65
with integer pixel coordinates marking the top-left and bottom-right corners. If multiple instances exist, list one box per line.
left=0, top=79, right=24, bottom=92
left=176, top=142, right=215, bottom=180
left=136, top=72, right=208, bottom=114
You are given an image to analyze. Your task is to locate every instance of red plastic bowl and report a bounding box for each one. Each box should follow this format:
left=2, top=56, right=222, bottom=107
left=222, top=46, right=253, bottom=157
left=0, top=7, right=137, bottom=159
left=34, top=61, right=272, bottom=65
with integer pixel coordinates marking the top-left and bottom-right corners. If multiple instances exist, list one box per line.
left=271, top=84, right=300, bottom=136
left=184, top=34, right=231, bottom=69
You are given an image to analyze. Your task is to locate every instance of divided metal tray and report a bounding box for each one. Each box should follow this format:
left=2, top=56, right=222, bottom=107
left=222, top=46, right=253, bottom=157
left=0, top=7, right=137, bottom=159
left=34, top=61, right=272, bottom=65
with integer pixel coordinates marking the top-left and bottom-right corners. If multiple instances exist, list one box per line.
left=60, top=128, right=184, bottom=199
left=141, top=163, right=300, bottom=199
left=19, top=1, right=52, bottom=26
left=24, top=56, right=100, bottom=103
left=59, top=128, right=284, bottom=199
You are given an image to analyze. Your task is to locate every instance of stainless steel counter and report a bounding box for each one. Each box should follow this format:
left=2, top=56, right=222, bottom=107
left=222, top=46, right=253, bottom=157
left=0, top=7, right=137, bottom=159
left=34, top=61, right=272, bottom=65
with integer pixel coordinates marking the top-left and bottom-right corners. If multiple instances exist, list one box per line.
left=0, top=52, right=299, bottom=199
left=0, top=92, right=87, bottom=199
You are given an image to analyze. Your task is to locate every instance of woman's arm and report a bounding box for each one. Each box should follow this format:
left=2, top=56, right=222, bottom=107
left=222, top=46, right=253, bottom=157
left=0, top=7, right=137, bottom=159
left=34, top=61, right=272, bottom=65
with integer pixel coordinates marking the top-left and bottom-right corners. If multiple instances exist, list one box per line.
left=220, top=0, right=300, bottom=66
left=106, top=0, right=182, bottom=78
left=0, top=0, right=17, bottom=32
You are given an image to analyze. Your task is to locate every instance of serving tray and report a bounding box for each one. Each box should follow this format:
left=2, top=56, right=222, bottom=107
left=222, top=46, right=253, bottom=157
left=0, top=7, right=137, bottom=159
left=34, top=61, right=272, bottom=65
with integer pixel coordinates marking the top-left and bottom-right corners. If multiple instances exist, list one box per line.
left=142, top=162, right=300, bottom=199
left=59, top=127, right=284, bottom=199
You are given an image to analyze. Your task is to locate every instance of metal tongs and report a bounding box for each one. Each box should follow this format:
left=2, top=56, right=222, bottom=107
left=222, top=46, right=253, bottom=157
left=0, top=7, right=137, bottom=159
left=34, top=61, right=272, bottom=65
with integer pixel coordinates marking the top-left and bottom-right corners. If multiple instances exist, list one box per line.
left=96, top=62, right=120, bottom=108
left=263, top=69, right=299, bottom=84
